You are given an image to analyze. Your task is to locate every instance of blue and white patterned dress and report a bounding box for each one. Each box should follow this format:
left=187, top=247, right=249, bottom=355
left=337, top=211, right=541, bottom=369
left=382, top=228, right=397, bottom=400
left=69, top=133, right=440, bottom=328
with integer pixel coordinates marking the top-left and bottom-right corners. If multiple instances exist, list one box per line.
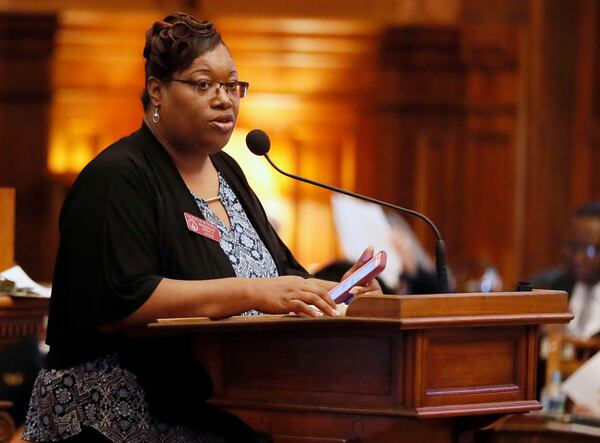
left=24, top=174, right=278, bottom=442
left=192, top=174, right=278, bottom=318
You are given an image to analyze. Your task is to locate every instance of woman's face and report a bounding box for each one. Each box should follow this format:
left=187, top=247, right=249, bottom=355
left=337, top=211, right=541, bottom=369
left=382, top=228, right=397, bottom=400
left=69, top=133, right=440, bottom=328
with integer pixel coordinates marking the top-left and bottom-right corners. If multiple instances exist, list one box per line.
left=157, top=43, right=240, bottom=154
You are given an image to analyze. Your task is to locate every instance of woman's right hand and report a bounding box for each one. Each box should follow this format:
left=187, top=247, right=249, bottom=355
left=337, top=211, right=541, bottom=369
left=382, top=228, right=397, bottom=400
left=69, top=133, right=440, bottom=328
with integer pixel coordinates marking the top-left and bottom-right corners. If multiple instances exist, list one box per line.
left=247, top=276, right=338, bottom=318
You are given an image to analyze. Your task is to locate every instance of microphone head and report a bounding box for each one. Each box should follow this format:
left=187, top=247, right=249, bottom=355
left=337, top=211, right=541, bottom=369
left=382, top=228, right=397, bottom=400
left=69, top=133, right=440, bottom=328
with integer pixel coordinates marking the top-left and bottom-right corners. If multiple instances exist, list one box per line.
left=246, top=129, right=270, bottom=156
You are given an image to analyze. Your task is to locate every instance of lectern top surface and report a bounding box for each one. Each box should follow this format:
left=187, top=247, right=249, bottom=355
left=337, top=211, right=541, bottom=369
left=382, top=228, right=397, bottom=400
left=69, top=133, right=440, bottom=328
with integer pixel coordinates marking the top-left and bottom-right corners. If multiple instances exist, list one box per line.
left=149, top=290, right=572, bottom=332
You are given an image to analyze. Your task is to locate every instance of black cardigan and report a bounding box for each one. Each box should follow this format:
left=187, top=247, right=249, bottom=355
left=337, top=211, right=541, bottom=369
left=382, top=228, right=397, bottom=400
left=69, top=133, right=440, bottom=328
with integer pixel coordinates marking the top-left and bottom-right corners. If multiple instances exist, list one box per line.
left=44, top=123, right=307, bottom=422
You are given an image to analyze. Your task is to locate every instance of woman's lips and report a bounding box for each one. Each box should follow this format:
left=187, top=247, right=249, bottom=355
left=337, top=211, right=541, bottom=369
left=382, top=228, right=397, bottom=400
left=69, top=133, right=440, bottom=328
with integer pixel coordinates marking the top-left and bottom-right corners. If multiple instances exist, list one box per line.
left=208, top=116, right=234, bottom=132
left=208, top=120, right=234, bottom=132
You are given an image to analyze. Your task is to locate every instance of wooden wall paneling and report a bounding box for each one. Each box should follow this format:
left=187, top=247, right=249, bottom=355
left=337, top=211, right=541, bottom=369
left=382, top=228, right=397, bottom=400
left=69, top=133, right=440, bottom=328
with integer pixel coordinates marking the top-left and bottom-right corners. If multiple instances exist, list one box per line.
left=519, top=0, right=580, bottom=279
left=458, top=23, right=522, bottom=288
left=569, top=0, right=597, bottom=209
left=0, top=13, right=58, bottom=281
left=373, top=17, right=536, bottom=290
left=49, top=13, right=383, bottom=270
left=412, top=114, right=464, bottom=255
left=436, top=113, right=465, bottom=282
left=592, top=24, right=600, bottom=200
left=374, top=111, right=415, bottom=208
left=49, top=11, right=149, bottom=177
left=0, top=0, right=192, bottom=13
left=292, top=131, right=343, bottom=267
left=372, top=27, right=466, bottom=284
left=11, top=3, right=593, bottom=284
left=353, top=102, right=379, bottom=200
left=461, top=0, right=528, bottom=25
left=571, top=0, right=600, bottom=204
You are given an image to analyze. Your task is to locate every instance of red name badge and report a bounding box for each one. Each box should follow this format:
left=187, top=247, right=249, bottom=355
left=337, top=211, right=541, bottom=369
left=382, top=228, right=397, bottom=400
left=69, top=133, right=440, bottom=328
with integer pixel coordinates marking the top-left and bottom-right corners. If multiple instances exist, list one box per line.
left=184, top=212, right=221, bottom=242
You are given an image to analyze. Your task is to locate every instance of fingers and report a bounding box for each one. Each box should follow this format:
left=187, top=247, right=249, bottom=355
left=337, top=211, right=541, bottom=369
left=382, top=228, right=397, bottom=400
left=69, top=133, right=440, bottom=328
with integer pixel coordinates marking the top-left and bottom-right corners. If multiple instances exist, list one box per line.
left=285, top=282, right=338, bottom=316
left=350, top=278, right=383, bottom=296
left=298, top=291, right=338, bottom=317
left=287, top=298, right=323, bottom=318
left=350, top=287, right=382, bottom=297
left=342, top=246, right=375, bottom=280
left=367, top=278, right=382, bottom=292
left=358, top=245, right=375, bottom=264
left=257, top=276, right=340, bottom=317
left=305, top=277, right=337, bottom=292
left=303, top=280, right=337, bottom=310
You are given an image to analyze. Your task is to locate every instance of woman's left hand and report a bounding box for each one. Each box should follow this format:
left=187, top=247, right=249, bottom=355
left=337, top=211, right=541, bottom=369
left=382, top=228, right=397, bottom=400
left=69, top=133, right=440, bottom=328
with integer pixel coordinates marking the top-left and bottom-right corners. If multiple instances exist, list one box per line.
left=342, top=246, right=383, bottom=296
left=348, top=280, right=382, bottom=297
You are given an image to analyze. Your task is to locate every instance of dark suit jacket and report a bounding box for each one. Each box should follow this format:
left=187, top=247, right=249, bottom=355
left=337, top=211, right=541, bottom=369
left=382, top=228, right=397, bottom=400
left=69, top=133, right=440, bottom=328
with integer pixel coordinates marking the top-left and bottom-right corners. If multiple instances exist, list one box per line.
left=531, top=267, right=575, bottom=295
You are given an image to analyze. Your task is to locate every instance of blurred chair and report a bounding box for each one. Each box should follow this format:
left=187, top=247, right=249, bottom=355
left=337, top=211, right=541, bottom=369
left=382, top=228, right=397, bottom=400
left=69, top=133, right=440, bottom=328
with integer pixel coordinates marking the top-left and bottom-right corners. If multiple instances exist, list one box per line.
left=544, top=331, right=600, bottom=385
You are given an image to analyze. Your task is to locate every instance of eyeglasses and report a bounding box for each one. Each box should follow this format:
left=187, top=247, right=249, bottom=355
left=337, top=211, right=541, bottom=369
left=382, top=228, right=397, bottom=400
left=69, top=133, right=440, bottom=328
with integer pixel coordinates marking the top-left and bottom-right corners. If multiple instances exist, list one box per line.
left=566, top=241, right=600, bottom=259
left=166, top=78, right=249, bottom=98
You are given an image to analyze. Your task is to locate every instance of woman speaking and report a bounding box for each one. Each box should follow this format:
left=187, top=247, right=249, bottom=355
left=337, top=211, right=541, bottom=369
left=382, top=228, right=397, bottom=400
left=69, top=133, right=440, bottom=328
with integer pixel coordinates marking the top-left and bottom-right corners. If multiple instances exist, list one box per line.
left=23, top=12, right=379, bottom=443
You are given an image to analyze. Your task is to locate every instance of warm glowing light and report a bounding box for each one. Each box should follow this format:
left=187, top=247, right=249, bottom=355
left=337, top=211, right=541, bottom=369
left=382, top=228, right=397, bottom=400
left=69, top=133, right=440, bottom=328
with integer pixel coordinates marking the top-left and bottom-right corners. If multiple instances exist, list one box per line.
left=223, top=127, right=298, bottom=194
left=238, top=94, right=303, bottom=132
left=48, top=136, right=69, bottom=174
left=48, top=131, right=95, bottom=175
left=223, top=129, right=280, bottom=196
left=223, top=128, right=296, bottom=243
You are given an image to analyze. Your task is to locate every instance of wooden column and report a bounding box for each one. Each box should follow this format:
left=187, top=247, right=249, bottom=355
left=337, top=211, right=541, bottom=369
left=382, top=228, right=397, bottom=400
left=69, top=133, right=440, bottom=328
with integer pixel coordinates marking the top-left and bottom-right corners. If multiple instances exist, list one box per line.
left=368, top=0, right=588, bottom=289
left=518, top=0, right=581, bottom=278
left=368, top=23, right=524, bottom=289
left=570, top=0, right=600, bottom=207
left=0, top=13, right=58, bottom=280
left=0, top=188, right=15, bottom=271
left=364, top=26, right=465, bottom=264
left=458, top=3, right=526, bottom=289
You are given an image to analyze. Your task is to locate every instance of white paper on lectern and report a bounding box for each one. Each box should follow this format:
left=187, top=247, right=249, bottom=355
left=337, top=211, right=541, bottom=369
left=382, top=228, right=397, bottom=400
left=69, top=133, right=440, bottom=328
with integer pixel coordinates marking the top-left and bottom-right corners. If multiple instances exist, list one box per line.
left=331, top=194, right=402, bottom=288
left=562, top=350, right=600, bottom=416
left=0, top=265, right=51, bottom=298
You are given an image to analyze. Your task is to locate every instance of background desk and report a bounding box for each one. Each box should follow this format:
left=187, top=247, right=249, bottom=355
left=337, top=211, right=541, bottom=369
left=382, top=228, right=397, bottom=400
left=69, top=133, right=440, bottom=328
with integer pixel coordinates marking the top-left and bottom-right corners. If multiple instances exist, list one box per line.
left=480, top=413, right=600, bottom=443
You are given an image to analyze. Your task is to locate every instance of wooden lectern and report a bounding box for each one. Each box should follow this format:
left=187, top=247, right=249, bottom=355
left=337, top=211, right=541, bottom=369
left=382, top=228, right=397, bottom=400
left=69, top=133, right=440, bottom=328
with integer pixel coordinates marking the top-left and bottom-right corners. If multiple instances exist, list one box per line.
left=151, top=290, right=572, bottom=443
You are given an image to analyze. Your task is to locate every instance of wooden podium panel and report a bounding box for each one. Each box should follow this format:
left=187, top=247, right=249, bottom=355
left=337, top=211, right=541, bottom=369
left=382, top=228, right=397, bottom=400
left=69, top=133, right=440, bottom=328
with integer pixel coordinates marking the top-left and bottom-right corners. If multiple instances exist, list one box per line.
left=151, top=291, right=572, bottom=442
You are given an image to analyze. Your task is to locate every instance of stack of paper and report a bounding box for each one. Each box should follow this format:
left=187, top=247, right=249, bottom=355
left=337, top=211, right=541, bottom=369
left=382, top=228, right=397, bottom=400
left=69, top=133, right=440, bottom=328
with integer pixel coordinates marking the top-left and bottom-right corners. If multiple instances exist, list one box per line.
left=562, top=351, right=600, bottom=417
left=0, top=265, right=51, bottom=298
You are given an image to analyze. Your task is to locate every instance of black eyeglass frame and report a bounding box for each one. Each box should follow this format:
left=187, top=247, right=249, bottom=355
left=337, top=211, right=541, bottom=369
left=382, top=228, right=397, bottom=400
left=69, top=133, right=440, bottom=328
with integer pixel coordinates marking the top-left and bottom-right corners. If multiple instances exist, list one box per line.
left=165, top=78, right=249, bottom=98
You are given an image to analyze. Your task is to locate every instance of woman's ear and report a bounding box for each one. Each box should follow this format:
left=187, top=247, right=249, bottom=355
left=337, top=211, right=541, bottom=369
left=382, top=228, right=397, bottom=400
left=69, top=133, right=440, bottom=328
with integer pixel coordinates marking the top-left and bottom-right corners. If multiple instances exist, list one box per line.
left=146, top=76, right=162, bottom=105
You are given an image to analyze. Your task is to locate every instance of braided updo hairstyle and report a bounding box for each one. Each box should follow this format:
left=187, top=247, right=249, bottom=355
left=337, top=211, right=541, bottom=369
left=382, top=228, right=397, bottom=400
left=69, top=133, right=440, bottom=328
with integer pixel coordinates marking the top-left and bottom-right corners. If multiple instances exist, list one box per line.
left=141, top=12, right=224, bottom=110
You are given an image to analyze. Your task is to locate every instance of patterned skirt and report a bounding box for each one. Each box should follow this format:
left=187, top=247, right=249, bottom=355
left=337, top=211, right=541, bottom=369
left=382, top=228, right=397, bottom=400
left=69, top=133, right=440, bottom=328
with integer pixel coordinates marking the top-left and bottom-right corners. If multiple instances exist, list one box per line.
left=23, top=353, right=225, bottom=442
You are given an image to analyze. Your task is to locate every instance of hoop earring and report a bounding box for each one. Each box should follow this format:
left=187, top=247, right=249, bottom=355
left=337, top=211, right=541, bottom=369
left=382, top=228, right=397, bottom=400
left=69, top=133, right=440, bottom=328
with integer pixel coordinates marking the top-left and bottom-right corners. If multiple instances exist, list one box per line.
left=152, top=105, right=160, bottom=123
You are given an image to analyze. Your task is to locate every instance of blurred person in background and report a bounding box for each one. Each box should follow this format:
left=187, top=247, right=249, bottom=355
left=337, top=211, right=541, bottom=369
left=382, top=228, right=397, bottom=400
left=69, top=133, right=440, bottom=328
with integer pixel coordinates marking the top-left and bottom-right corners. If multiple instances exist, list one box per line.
left=532, top=200, right=600, bottom=339
left=532, top=201, right=600, bottom=417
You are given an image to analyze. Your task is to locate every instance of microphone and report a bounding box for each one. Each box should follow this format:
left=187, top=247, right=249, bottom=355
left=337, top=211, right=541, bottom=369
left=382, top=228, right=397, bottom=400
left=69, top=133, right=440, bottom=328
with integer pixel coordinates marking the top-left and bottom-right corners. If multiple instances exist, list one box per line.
left=245, top=129, right=450, bottom=293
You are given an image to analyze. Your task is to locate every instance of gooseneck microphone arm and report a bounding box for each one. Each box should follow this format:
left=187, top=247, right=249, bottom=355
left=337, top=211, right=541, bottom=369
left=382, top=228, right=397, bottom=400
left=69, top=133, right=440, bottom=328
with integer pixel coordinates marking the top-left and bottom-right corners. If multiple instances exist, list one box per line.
left=263, top=155, right=440, bottom=238
left=246, top=129, right=450, bottom=293
left=263, top=154, right=450, bottom=293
